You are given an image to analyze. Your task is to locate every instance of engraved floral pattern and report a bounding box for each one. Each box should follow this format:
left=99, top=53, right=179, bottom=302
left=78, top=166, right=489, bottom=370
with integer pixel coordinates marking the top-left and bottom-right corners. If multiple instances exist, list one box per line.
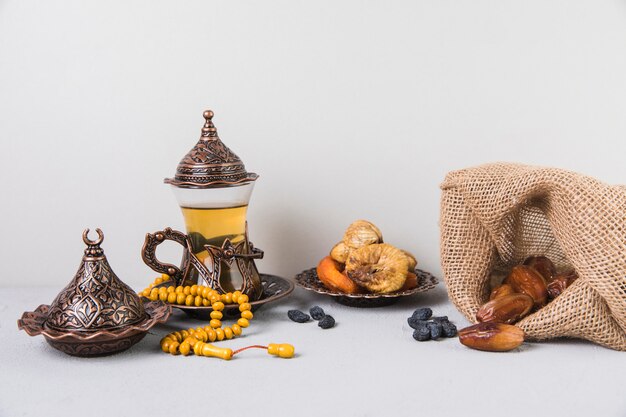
left=186, top=139, right=239, bottom=164
left=18, top=302, right=171, bottom=357
left=45, top=253, right=145, bottom=331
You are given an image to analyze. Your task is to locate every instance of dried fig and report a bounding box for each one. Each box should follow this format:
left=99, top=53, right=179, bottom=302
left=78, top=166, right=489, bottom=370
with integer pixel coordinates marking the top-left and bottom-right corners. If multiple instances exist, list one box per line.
left=342, top=220, right=383, bottom=249
left=547, top=269, right=578, bottom=299
left=345, top=243, right=408, bottom=293
left=476, top=293, right=534, bottom=324
left=504, top=265, right=548, bottom=309
left=330, top=242, right=350, bottom=264
left=402, top=250, right=417, bottom=272
left=489, top=283, right=515, bottom=300
left=459, top=322, right=525, bottom=352
left=524, top=256, right=557, bottom=282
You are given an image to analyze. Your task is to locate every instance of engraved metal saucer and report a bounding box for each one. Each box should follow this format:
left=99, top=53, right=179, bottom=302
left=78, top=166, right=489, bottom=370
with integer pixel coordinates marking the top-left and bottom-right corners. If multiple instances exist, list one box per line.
left=151, top=273, right=294, bottom=320
left=295, top=267, right=438, bottom=307
left=18, top=301, right=170, bottom=357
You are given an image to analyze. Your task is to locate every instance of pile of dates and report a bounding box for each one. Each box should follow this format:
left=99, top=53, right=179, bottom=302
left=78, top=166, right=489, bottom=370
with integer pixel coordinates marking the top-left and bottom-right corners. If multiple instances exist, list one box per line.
left=459, top=256, right=578, bottom=352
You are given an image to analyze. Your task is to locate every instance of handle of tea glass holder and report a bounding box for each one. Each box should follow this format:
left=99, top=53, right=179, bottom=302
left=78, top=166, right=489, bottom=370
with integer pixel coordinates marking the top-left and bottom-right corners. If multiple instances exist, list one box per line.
left=231, top=245, right=264, bottom=260
left=141, top=227, right=192, bottom=284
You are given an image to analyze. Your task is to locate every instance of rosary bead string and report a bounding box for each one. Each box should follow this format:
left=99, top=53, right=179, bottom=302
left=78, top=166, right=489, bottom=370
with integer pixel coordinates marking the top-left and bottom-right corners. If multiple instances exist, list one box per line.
left=140, top=275, right=294, bottom=360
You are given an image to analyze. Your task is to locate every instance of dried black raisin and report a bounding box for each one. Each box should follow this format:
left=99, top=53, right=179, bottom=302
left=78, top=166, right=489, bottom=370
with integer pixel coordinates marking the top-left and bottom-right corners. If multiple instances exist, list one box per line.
left=441, top=321, right=457, bottom=338
left=413, top=326, right=431, bottom=341
left=427, top=322, right=443, bottom=340
left=318, top=315, right=335, bottom=329
left=309, top=306, right=325, bottom=320
left=407, top=317, right=428, bottom=330
left=411, top=307, right=433, bottom=321
left=287, top=310, right=310, bottom=323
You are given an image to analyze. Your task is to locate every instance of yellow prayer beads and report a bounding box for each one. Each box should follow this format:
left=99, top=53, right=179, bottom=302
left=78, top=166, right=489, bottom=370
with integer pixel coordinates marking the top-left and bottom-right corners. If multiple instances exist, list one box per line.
left=137, top=274, right=172, bottom=297
left=160, top=326, right=233, bottom=360
left=159, top=328, right=295, bottom=360
left=143, top=276, right=294, bottom=360
left=157, top=286, right=255, bottom=358
left=140, top=280, right=253, bottom=313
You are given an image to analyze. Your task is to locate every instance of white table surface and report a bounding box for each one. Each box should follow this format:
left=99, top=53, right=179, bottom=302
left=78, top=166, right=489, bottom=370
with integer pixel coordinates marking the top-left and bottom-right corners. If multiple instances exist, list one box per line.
left=2, top=284, right=625, bottom=417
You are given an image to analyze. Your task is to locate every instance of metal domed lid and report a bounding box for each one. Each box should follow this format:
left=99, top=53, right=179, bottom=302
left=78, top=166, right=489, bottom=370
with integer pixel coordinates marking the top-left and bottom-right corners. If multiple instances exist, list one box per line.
left=45, top=229, right=146, bottom=331
left=164, top=110, right=259, bottom=189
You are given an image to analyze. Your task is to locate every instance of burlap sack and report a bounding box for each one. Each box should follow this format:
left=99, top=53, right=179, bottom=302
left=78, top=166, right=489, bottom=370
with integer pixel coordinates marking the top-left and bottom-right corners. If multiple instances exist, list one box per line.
left=440, top=163, right=626, bottom=350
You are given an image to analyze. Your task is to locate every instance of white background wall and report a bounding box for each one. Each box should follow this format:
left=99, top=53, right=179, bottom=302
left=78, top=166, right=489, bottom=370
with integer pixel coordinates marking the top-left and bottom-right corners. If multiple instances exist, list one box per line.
left=1, top=0, right=625, bottom=289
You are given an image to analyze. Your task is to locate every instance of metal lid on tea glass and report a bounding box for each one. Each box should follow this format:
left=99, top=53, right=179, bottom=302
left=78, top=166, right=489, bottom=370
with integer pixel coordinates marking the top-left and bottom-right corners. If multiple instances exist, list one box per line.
left=45, top=229, right=146, bottom=331
left=164, top=110, right=259, bottom=188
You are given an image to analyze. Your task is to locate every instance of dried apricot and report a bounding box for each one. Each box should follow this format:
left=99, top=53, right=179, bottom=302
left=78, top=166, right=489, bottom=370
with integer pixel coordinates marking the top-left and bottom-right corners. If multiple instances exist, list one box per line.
left=399, top=271, right=418, bottom=291
left=316, top=256, right=362, bottom=294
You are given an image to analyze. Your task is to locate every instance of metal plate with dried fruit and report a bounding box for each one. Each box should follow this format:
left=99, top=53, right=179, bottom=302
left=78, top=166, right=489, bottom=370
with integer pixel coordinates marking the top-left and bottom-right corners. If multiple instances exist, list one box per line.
left=295, top=267, right=438, bottom=307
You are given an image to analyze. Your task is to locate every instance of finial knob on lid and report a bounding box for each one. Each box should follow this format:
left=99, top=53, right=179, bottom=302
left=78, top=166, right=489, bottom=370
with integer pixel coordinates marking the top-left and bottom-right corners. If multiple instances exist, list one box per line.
left=201, top=110, right=217, bottom=137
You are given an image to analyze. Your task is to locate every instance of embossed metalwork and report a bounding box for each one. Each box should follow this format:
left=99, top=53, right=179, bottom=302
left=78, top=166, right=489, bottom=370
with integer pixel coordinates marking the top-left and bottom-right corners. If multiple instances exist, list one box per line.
left=159, top=109, right=264, bottom=298
left=164, top=110, right=258, bottom=188
left=142, top=227, right=196, bottom=286
left=18, top=229, right=172, bottom=357
left=141, top=224, right=264, bottom=300
left=18, top=302, right=171, bottom=357
left=45, top=229, right=145, bottom=331
left=295, top=267, right=439, bottom=308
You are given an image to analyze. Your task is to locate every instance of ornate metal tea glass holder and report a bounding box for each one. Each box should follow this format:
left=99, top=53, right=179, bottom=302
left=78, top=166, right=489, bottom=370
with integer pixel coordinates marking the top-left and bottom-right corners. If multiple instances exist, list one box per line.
left=141, top=223, right=264, bottom=299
